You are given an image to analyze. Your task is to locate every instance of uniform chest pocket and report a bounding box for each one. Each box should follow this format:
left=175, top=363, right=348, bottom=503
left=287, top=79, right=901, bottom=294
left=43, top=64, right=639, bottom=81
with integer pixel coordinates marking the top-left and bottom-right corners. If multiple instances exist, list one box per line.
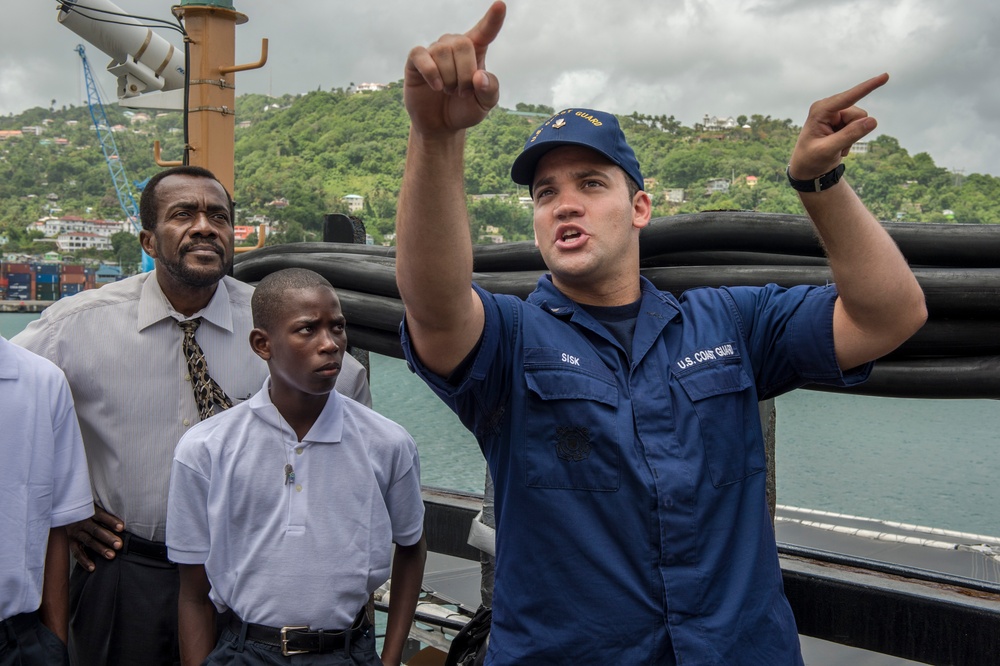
left=675, top=360, right=763, bottom=487
left=522, top=364, right=620, bottom=491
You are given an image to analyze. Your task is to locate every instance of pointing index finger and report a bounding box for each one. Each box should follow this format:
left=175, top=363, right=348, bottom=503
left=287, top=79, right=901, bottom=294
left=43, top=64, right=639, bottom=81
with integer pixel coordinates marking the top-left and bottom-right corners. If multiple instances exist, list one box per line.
left=820, top=73, right=890, bottom=113
left=466, top=1, right=507, bottom=66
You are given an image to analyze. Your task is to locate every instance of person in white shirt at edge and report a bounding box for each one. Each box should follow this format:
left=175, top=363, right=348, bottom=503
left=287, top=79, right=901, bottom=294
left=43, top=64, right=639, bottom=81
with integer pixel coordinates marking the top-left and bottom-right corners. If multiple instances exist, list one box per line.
left=166, top=267, right=426, bottom=666
left=0, top=335, right=93, bottom=665
left=12, top=166, right=371, bottom=666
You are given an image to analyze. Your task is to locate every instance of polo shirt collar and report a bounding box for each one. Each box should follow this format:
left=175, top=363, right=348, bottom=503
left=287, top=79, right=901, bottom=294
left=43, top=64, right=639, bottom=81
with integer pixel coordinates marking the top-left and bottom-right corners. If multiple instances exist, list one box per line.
left=249, top=378, right=345, bottom=445
left=137, top=270, right=234, bottom=333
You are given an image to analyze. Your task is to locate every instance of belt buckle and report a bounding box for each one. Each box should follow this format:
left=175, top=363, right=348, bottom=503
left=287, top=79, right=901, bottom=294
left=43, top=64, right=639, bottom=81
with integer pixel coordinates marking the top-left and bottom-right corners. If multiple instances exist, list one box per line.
left=280, top=625, right=310, bottom=656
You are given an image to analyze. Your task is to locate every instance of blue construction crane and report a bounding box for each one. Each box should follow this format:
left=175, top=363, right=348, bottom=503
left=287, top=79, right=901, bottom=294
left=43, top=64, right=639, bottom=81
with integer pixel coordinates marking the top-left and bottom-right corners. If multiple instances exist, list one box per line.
left=76, top=43, right=153, bottom=272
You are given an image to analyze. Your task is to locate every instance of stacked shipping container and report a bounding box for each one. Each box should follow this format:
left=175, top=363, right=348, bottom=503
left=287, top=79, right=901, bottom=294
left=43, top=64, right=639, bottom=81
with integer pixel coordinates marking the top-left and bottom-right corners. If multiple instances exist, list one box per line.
left=3, top=263, right=34, bottom=301
left=1, top=261, right=105, bottom=301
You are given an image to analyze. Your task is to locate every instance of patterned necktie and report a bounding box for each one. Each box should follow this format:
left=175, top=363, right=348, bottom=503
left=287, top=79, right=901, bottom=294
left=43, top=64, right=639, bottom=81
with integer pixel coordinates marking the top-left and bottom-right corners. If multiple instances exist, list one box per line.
left=178, top=318, right=233, bottom=421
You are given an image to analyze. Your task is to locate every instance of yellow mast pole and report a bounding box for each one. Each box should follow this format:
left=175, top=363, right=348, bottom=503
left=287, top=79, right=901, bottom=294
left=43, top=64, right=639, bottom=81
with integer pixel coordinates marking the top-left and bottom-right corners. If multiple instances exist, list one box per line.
left=170, top=1, right=267, bottom=249
left=171, top=0, right=247, bottom=195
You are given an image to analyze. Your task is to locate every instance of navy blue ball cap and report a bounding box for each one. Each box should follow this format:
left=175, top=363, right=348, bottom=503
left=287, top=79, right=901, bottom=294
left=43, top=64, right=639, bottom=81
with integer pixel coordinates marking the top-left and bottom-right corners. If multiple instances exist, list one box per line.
left=510, top=108, right=644, bottom=190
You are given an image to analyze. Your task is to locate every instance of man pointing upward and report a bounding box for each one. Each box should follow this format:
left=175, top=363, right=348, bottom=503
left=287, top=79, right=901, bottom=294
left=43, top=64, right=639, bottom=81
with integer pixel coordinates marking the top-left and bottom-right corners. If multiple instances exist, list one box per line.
left=397, top=3, right=925, bottom=663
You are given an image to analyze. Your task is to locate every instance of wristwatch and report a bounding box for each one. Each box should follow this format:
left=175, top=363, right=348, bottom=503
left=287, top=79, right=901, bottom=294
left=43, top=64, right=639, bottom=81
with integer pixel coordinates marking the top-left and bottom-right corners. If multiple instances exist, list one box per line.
left=786, top=163, right=845, bottom=192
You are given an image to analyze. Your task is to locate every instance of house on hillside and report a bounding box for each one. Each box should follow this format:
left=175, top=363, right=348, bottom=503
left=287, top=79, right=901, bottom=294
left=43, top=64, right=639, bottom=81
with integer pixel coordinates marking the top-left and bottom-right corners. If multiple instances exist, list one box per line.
left=706, top=178, right=731, bottom=194
left=353, top=82, right=388, bottom=93
left=30, top=216, right=127, bottom=238
left=702, top=114, right=738, bottom=130
left=57, top=231, right=112, bottom=252
left=342, top=194, right=364, bottom=213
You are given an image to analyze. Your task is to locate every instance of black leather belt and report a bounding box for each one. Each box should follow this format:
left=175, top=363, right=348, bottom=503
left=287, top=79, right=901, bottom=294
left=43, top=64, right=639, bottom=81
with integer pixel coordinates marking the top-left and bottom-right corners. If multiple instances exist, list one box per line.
left=228, top=611, right=370, bottom=656
left=121, top=532, right=170, bottom=562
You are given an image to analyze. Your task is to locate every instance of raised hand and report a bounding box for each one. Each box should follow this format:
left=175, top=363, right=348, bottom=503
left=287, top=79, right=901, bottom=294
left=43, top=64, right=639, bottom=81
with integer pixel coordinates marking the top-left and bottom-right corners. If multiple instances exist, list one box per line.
left=403, top=1, right=506, bottom=136
left=788, top=73, right=888, bottom=182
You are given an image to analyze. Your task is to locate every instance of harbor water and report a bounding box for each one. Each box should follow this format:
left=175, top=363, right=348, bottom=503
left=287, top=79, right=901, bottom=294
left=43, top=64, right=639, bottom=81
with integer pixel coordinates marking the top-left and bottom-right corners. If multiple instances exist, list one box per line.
left=4, top=311, right=997, bottom=538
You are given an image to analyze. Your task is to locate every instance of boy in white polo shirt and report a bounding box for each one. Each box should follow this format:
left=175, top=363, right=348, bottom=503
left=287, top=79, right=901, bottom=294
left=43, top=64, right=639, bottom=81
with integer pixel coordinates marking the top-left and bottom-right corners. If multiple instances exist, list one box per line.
left=166, top=268, right=426, bottom=665
left=1, top=335, right=93, bottom=665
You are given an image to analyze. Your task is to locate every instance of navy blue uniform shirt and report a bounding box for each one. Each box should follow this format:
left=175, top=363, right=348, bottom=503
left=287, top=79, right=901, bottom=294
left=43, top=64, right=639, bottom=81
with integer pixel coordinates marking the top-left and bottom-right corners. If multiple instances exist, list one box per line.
left=402, top=275, right=870, bottom=665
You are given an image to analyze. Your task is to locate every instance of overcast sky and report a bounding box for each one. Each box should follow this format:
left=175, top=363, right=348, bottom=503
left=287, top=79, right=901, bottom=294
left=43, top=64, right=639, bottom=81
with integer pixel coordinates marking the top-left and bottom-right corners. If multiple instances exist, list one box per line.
left=4, top=1, right=998, bottom=176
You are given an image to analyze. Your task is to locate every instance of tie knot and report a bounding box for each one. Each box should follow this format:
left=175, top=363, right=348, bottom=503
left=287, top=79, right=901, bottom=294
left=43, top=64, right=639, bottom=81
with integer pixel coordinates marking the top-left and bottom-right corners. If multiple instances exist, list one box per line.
left=178, top=318, right=202, bottom=335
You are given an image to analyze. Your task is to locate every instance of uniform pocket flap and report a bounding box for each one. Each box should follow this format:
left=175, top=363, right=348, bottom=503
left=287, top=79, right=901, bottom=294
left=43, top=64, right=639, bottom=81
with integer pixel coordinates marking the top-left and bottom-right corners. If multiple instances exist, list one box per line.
left=676, top=360, right=752, bottom=402
left=524, top=347, right=617, bottom=405
left=525, top=366, right=618, bottom=405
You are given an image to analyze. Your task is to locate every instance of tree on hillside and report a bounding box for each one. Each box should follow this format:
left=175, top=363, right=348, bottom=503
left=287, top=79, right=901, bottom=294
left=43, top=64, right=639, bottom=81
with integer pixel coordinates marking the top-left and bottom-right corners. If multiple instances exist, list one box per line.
left=111, top=231, right=141, bottom=271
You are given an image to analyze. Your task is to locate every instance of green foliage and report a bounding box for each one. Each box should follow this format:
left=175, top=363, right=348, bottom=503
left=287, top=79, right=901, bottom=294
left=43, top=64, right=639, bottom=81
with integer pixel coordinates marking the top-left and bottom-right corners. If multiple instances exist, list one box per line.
left=469, top=196, right=533, bottom=242
left=2, top=86, right=999, bottom=259
left=110, top=230, right=141, bottom=268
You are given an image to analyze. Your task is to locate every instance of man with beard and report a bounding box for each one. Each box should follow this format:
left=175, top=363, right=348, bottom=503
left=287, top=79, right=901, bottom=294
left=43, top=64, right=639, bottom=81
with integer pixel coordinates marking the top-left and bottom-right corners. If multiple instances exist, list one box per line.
left=13, top=166, right=371, bottom=665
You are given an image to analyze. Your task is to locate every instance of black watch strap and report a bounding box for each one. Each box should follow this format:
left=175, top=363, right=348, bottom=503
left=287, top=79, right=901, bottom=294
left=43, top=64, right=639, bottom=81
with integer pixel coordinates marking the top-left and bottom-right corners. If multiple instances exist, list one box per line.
left=786, top=163, right=845, bottom=192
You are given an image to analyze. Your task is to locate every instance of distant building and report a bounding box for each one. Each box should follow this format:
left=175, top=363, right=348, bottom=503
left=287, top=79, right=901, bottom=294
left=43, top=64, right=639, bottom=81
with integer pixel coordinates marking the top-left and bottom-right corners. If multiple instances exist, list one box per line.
left=238, top=216, right=274, bottom=241
left=342, top=194, right=364, bottom=213
left=0, top=130, right=23, bottom=140
left=266, top=197, right=289, bottom=208
left=29, top=216, right=127, bottom=238
left=242, top=214, right=274, bottom=227
left=745, top=175, right=758, bottom=188
left=665, top=188, right=685, bottom=204
left=702, top=114, right=737, bottom=130
left=706, top=178, right=731, bottom=194
left=95, top=264, right=123, bottom=284
left=353, top=82, right=388, bottom=93
left=850, top=141, right=869, bottom=154
left=57, top=231, right=112, bottom=252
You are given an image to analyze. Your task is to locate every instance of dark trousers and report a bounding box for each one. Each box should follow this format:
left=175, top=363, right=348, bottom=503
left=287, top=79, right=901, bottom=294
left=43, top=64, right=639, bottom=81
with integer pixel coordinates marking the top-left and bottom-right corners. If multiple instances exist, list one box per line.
left=0, top=611, right=70, bottom=666
left=68, top=533, right=180, bottom=666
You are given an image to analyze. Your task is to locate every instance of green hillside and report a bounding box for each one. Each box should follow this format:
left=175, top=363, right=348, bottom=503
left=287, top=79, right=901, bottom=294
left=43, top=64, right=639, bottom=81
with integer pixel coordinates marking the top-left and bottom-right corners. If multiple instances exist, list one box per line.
left=2, top=84, right=998, bottom=255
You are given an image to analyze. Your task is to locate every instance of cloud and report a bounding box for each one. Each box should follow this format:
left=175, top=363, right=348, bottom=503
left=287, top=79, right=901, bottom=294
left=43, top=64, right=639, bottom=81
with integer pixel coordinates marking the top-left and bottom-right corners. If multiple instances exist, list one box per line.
left=2, top=0, right=997, bottom=175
